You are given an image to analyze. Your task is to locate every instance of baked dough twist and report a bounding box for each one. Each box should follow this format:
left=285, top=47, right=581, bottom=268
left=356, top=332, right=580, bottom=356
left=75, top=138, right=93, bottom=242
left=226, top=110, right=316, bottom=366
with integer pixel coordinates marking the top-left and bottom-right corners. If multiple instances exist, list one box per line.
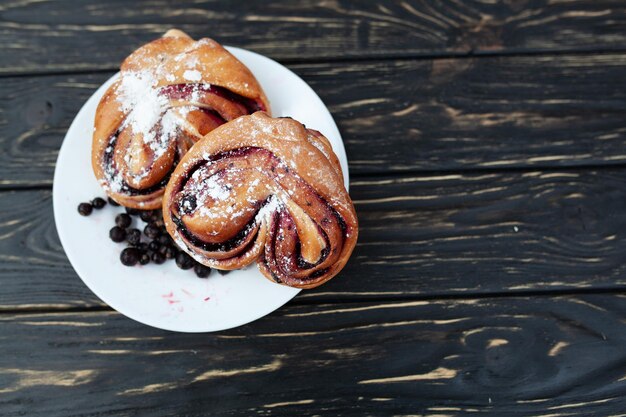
left=163, top=112, right=358, bottom=288
left=92, top=29, right=269, bottom=209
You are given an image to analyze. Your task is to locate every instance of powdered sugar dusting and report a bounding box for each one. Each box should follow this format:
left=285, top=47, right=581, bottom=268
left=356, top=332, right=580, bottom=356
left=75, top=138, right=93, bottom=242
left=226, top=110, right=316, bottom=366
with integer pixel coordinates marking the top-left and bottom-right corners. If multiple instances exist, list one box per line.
left=309, top=137, right=328, bottom=155
left=198, top=175, right=231, bottom=203
left=116, top=70, right=172, bottom=160
left=183, top=69, right=202, bottom=81
left=255, top=195, right=283, bottom=223
left=117, top=70, right=166, bottom=144
left=113, top=69, right=206, bottom=182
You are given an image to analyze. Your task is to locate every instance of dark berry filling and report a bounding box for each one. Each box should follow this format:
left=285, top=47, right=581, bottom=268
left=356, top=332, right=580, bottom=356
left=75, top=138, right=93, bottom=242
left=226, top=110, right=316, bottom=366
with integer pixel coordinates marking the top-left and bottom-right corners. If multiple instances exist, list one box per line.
left=100, top=82, right=263, bottom=200
left=160, top=83, right=265, bottom=114
left=170, top=148, right=341, bottom=283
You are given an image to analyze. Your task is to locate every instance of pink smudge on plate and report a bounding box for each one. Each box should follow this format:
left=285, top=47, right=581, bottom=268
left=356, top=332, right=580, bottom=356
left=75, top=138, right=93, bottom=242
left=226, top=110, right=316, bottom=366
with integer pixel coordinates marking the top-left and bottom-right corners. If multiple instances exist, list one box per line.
left=162, top=291, right=180, bottom=305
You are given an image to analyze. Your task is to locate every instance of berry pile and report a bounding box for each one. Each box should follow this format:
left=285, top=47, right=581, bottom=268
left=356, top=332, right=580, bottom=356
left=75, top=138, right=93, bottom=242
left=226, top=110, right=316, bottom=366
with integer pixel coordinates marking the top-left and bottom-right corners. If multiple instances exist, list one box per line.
left=77, top=197, right=232, bottom=279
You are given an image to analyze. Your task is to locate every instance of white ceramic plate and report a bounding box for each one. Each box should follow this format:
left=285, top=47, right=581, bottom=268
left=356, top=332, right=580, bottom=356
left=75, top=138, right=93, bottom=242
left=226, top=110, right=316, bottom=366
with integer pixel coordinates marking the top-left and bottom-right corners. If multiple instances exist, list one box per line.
left=53, top=46, right=349, bottom=333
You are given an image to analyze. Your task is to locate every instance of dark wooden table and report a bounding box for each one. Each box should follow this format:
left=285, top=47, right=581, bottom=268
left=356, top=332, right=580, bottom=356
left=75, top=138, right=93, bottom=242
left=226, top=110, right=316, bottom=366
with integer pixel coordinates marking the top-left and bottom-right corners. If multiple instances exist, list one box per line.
left=2, top=1, right=626, bottom=415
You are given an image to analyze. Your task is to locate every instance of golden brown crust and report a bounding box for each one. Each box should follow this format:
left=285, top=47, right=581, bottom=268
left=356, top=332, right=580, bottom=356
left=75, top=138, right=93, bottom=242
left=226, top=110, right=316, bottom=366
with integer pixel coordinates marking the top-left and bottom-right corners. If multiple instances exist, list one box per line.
left=92, top=29, right=270, bottom=209
left=162, top=112, right=358, bottom=289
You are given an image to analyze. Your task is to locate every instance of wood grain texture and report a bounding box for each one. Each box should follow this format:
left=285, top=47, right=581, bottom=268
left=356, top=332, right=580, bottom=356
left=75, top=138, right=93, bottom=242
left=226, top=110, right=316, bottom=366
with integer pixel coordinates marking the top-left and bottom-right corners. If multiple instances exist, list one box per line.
left=305, top=53, right=626, bottom=174
left=2, top=53, right=626, bottom=187
left=3, top=168, right=626, bottom=309
left=1, top=0, right=626, bottom=74
left=4, top=3, right=626, bottom=415
left=1, top=294, right=626, bottom=416
left=0, top=190, right=101, bottom=309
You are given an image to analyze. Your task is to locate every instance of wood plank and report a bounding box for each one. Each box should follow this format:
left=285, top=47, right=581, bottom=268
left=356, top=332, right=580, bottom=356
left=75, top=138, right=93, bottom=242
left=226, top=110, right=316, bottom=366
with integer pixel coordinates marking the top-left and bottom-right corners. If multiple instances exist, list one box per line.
left=0, top=190, right=102, bottom=309
left=1, top=294, right=626, bottom=415
left=2, top=0, right=626, bottom=74
left=305, top=53, right=626, bottom=174
left=2, top=53, right=626, bottom=186
left=3, top=168, right=626, bottom=309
